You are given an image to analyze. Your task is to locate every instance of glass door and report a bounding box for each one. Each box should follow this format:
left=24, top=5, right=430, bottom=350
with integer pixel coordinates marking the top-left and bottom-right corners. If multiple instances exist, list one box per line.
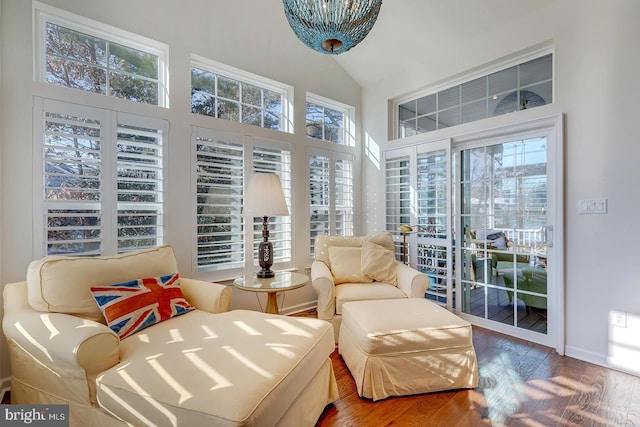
left=457, top=136, right=552, bottom=342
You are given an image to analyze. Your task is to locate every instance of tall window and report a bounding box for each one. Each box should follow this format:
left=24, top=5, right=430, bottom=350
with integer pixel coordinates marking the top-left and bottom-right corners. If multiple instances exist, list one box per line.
left=306, top=93, right=355, bottom=146
left=309, top=151, right=354, bottom=257
left=35, top=3, right=168, bottom=106
left=191, top=56, right=294, bottom=133
left=396, top=53, right=552, bottom=138
left=193, top=128, right=293, bottom=275
left=37, top=99, right=166, bottom=256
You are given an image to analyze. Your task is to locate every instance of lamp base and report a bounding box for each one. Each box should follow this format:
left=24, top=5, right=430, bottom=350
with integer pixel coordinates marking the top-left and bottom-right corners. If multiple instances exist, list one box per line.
left=256, top=268, right=275, bottom=279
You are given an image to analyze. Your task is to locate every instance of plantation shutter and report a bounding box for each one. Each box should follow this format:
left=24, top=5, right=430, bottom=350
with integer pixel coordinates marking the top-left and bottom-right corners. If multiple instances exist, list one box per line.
left=194, top=134, right=245, bottom=272
left=252, top=145, right=292, bottom=265
left=38, top=99, right=166, bottom=257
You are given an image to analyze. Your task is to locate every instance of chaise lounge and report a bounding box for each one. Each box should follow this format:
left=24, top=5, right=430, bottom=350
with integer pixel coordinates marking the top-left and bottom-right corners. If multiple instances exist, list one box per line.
left=2, top=245, right=338, bottom=426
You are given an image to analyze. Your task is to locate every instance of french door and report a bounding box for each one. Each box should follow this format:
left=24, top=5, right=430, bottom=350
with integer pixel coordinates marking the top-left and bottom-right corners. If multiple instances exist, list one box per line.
left=385, top=115, right=563, bottom=351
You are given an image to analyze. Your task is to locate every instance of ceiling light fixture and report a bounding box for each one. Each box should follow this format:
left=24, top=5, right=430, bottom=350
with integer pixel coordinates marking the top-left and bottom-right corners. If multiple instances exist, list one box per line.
left=282, top=0, right=383, bottom=55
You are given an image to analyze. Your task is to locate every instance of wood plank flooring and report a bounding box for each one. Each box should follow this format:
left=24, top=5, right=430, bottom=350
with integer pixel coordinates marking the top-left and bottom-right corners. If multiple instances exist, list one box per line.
left=315, top=326, right=640, bottom=427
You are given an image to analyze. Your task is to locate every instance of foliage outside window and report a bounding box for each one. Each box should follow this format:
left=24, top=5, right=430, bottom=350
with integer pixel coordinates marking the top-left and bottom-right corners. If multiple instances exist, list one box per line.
left=397, top=54, right=553, bottom=138
left=191, top=57, right=292, bottom=133
left=36, top=5, right=168, bottom=106
left=40, top=99, right=166, bottom=256
left=306, top=93, right=355, bottom=146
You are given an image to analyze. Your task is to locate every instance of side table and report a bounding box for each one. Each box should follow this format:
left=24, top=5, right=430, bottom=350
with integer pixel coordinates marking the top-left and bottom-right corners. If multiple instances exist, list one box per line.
left=233, top=271, right=308, bottom=315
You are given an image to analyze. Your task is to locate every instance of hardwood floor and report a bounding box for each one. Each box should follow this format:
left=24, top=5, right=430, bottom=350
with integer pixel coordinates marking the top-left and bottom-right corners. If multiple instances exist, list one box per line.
left=315, top=326, right=640, bottom=427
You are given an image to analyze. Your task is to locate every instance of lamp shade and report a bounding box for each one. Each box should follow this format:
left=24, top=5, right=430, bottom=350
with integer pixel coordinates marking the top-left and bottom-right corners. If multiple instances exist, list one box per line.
left=244, top=173, right=289, bottom=217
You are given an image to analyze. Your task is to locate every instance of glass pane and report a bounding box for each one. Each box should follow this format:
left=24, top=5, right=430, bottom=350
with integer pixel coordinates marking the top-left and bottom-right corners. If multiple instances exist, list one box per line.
left=438, top=86, right=460, bottom=110
left=191, top=92, right=216, bottom=116
left=398, top=100, right=416, bottom=120
left=242, top=83, right=262, bottom=107
left=416, top=95, right=436, bottom=115
left=264, top=110, right=281, bottom=130
left=218, top=100, right=240, bottom=121
left=462, top=100, right=487, bottom=123
left=242, top=105, right=262, bottom=126
left=489, top=66, right=517, bottom=96
left=438, top=107, right=460, bottom=128
left=462, top=77, right=487, bottom=103
left=46, top=59, right=107, bottom=94
left=520, top=54, right=552, bottom=87
left=110, top=73, right=158, bottom=104
left=109, top=42, right=158, bottom=78
left=264, top=89, right=282, bottom=112
left=417, top=115, right=437, bottom=133
left=218, top=76, right=239, bottom=101
left=191, top=68, right=216, bottom=94
left=46, top=23, right=107, bottom=66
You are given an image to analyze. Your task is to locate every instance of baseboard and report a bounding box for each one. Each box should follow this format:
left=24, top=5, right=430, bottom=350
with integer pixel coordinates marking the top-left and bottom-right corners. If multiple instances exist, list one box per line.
left=281, top=300, right=318, bottom=316
left=565, top=345, right=640, bottom=378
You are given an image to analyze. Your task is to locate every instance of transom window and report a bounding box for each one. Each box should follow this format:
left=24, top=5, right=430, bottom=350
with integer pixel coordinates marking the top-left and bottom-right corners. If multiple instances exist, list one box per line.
left=35, top=2, right=168, bottom=107
left=397, top=53, right=553, bottom=138
left=306, top=93, right=355, bottom=146
left=191, top=56, right=293, bottom=133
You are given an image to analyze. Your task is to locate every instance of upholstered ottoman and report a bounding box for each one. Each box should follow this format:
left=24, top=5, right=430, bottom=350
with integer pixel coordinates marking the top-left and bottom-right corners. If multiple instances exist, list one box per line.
left=339, top=298, right=479, bottom=401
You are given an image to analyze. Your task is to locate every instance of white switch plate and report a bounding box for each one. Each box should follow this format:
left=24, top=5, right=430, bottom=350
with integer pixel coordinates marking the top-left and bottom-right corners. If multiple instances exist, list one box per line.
left=579, top=198, right=607, bottom=214
left=612, top=310, right=627, bottom=328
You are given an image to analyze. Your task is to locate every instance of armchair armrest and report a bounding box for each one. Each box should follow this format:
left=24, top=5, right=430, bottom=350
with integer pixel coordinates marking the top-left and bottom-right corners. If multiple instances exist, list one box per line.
left=311, top=261, right=336, bottom=320
left=3, top=282, right=119, bottom=406
left=180, top=278, right=232, bottom=314
left=395, top=262, right=430, bottom=298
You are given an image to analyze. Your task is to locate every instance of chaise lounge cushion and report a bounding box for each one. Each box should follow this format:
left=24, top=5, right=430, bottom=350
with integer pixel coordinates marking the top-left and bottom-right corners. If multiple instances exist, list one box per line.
left=97, top=309, right=337, bottom=426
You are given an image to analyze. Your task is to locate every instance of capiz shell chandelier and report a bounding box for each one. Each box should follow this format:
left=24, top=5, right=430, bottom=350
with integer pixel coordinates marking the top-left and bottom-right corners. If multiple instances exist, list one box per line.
left=283, top=0, right=383, bottom=55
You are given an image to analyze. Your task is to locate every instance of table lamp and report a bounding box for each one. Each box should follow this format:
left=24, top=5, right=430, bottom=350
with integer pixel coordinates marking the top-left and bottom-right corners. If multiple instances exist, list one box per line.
left=244, top=173, right=289, bottom=278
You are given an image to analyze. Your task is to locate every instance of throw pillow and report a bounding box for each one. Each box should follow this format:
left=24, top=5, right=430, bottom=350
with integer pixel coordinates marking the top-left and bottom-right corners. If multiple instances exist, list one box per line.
left=361, top=240, right=397, bottom=284
left=328, top=246, right=372, bottom=285
left=90, top=273, right=194, bottom=340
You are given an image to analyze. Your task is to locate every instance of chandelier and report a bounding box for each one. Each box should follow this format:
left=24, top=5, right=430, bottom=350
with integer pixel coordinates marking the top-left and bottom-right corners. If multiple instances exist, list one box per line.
left=282, top=0, right=383, bottom=55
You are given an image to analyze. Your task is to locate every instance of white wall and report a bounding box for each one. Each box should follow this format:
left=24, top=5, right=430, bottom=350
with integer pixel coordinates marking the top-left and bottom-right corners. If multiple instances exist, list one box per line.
left=0, top=0, right=362, bottom=380
left=361, top=0, right=640, bottom=374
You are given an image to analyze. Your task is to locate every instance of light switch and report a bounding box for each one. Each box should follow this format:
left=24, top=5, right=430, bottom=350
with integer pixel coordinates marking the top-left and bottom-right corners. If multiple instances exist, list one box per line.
left=579, top=198, right=607, bottom=214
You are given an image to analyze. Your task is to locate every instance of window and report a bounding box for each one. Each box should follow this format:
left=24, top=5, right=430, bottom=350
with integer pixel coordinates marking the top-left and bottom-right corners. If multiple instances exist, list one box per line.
left=37, top=98, right=166, bottom=256
left=309, top=151, right=354, bottom=257
left=397, top=53, right=553, bottom=138
left=193, top=128, right=293, bottom=275
left=35, top=2, right=169, bottom=107
left=191, top=56, right=294, bottom=133
left=384, top=153, right=411, bottom=259
left=306, top=93, right=355, bottom=146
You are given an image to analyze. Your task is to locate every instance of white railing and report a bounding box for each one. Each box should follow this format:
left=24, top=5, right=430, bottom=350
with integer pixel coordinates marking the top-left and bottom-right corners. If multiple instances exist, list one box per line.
left=495, top=227, right=544, bottom=246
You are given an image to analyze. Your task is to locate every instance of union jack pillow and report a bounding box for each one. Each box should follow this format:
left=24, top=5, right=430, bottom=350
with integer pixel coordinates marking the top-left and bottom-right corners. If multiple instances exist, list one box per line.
left=91, top=273, right=195, bottom=340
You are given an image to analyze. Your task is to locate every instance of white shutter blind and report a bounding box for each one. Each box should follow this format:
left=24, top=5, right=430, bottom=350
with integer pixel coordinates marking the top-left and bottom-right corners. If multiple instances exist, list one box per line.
left=309, top=153, right=330, bottom=257
left=252, top=146, right=292, bottom=264
left=39, top=100, right=166, bottom=257
left=116, top=122, right=164, bottom=252
left=195, top=137, right=244, bottom=272
left=334, top=158, right=353, bottom=236
left=42, top=108, right=104, bottom=256
left=385, top=154, right=411, bottom=259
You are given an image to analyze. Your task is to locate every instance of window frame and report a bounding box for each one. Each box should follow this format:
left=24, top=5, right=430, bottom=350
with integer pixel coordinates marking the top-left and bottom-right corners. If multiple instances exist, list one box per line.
left=191, top=54, right=294, bottom=134
left=191, top=126, right=294, bottom=280
left=33, top=98, right=168, bottom=258
left=33, top=1, right=170, bottom=107
left=306, top=92, right=355, bottom=147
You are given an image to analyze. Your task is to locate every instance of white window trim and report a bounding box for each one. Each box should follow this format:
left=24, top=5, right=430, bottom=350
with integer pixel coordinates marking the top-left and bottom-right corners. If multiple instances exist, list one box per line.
left=390, top=44, right=555, bottom=140
left=191, top=54, right=294, bottom=134
left=306, top=92, right=356, bottom=147
left=33, top=1, right=170, bottom=108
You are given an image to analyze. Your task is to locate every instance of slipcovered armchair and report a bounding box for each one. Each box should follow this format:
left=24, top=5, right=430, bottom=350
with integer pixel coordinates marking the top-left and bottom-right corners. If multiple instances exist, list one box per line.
left=311, top=233, right=431, bottom=341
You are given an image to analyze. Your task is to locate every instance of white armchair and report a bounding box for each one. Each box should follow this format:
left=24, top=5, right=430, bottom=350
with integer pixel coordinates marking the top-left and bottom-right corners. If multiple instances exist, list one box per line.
left=311, top=233, right=431, bottom=341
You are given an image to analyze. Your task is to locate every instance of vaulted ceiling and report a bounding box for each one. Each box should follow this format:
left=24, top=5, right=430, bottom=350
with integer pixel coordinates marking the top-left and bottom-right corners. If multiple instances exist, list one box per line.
left=327, top=0, right=556, bottom=87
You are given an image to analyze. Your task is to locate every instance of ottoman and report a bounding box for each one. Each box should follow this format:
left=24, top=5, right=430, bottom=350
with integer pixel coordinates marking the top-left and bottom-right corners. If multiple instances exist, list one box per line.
left=339, top=298, right=479, bottom=401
